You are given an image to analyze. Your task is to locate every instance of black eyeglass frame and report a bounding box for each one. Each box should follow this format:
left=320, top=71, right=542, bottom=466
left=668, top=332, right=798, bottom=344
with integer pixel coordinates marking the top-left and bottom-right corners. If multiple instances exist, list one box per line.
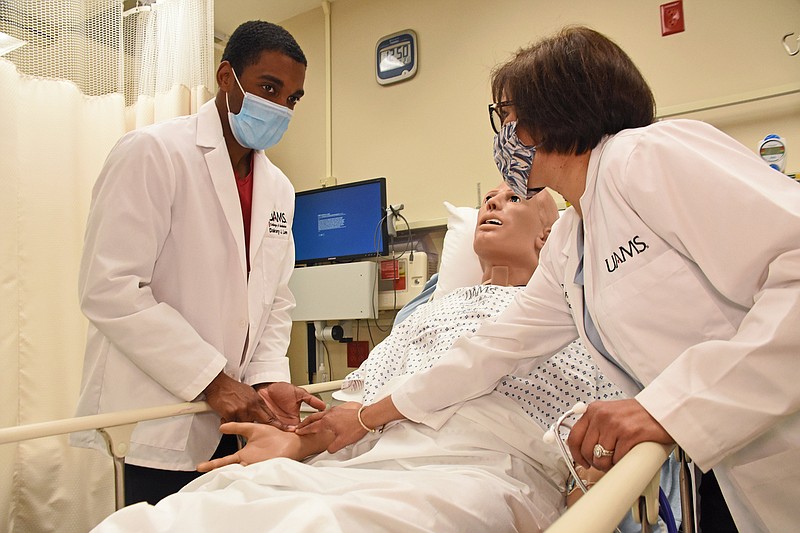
left=488, top=100, right=514, bottom=134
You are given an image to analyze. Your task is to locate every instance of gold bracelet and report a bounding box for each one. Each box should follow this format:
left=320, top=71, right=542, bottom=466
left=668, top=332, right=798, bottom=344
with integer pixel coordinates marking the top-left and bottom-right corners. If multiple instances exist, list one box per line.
left=357, top=405, right=382, bottom=434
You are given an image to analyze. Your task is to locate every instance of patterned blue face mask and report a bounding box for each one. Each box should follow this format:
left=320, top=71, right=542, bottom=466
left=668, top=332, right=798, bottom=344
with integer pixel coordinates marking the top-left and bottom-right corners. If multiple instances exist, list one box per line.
left=493, top=121, right=544, bottom=199
left=226, top=69, right=292, bottom=151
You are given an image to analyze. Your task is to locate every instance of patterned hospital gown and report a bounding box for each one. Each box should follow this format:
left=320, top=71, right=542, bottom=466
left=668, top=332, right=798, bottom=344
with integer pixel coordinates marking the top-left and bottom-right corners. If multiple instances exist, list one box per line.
left=344, top=285, right=625, bottom=433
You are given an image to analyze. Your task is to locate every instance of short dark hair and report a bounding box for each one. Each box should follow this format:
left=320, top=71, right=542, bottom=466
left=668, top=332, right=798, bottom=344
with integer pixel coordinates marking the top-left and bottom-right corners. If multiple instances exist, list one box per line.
left=493, top=26, right=655, bottom=154
left=490, top=59, right=513, bottom=104
left=222, top=21, right=307, bottom=75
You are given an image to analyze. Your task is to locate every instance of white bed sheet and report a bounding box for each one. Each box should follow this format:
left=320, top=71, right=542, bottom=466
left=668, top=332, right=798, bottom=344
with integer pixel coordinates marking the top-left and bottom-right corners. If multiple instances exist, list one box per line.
left=93, top=392, right=567, bottom=533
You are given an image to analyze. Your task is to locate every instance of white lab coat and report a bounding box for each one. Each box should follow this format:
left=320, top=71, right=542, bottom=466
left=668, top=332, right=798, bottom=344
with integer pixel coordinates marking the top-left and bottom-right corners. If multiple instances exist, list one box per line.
left=72, top=100, right=296, bottom=470
left=392, top=120, right=800, bottom=531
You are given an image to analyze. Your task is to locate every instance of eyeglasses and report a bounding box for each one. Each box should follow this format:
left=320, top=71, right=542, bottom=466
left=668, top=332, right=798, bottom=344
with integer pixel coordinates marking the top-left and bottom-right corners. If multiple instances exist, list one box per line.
left=488, top=100, right=514, bottom=134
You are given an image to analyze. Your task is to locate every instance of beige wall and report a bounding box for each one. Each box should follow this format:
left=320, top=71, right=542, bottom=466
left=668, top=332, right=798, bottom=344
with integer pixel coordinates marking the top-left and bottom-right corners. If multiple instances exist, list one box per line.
left=269, top=0, right=800, bottom=222
left=222, top=0, right=800, bottom=381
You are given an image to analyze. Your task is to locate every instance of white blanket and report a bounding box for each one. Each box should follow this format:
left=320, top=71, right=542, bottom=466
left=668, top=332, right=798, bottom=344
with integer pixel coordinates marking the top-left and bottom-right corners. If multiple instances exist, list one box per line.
left=94, top=285, right=622, bottom=532
left=93, top=393, right=566, bottom=533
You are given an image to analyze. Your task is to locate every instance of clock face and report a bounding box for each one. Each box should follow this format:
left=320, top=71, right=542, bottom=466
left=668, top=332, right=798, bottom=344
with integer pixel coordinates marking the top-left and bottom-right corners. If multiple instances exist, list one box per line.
left=760, top=140, right=785, bottom=162
left=376, top=30, right=418, bottom=85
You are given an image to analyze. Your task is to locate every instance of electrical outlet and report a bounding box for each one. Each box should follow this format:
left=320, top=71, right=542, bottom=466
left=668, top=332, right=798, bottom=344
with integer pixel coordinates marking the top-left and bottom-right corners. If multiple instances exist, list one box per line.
left=660, top=0, right=685, bottom=36
left=347, top=341, right=370, bottom=368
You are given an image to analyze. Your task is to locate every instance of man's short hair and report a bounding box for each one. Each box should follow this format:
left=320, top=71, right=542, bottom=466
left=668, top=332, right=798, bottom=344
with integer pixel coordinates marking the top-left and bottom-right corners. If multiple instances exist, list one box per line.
left=222, top=20, right=307, bottom=75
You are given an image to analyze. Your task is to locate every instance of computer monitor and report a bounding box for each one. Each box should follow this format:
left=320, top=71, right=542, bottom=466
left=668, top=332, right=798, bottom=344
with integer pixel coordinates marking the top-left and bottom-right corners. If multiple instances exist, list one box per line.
left=293, top=177, right=389, bottom=265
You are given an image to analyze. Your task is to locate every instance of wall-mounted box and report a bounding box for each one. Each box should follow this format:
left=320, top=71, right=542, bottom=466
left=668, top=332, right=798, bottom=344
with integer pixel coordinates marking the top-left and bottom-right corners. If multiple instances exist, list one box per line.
left=289, top=261, right=378, bottom=322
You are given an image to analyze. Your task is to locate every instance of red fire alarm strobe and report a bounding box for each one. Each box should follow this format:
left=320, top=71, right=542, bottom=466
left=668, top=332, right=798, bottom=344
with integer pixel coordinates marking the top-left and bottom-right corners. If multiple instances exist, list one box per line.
left=660, top=0, right=685, bottom=36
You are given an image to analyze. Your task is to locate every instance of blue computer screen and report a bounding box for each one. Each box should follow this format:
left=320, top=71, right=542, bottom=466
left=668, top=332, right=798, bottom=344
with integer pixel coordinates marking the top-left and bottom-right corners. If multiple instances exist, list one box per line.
left=293, top=178, right=388, bottom=265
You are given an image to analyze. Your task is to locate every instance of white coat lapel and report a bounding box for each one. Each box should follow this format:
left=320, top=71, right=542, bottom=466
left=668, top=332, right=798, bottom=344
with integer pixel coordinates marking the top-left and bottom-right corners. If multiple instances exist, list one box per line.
left=561, top=209, right=641, bottom=397
left=560, top=214, right=586, bottom=334
left=197, top=101, right=248, bottom=280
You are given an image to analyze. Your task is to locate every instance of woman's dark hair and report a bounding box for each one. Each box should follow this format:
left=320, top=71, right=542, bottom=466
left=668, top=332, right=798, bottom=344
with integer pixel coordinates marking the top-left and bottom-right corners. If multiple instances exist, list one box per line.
left=491, top=59, right=513, bottom=104
left=492, top=26, right=655, bottom=154
left=222, top=21, right=307, bottom=75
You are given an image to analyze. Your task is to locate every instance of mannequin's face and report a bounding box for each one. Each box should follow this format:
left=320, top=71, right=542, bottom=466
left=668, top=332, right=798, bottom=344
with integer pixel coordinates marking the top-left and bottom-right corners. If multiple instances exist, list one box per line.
left=473, top=183, right=545, bottom=270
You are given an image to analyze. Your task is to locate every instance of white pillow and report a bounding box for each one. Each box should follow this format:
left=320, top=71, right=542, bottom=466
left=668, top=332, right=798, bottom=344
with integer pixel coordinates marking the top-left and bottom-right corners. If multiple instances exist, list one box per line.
left=432, top=202, right=483, bottom=299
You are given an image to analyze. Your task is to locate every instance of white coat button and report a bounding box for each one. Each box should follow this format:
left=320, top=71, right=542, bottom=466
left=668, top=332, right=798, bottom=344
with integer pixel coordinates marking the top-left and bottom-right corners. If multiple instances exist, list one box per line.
left=239, top=319, right=247, bottom=328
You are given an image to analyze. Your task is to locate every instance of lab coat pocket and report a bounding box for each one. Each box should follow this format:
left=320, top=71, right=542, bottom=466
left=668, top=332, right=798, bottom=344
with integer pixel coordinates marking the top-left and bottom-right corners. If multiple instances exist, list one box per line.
left=130, top=415, right=193, bottom=451
left=100, top=347, right=194, bottom=451
left=728, top=448, right=799, bottom=532
left=596, top=249, right=737, bottom=382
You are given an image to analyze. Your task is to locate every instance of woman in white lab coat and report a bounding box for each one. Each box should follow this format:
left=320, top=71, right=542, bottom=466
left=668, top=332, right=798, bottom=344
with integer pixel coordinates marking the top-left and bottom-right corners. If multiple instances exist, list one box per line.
left=299, top=26, right=800, bottom=532
left=72, top=21, right=324, bottom=505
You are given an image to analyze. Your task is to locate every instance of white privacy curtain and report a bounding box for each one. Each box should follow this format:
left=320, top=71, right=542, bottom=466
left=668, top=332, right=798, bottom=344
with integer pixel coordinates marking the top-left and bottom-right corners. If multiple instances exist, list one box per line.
left=0, top=1, right=214, bottom=531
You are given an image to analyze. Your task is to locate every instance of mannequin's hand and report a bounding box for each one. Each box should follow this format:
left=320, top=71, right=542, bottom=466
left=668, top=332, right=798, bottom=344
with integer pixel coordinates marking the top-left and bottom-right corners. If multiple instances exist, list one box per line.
left=196, top=422, right=304, bottom=472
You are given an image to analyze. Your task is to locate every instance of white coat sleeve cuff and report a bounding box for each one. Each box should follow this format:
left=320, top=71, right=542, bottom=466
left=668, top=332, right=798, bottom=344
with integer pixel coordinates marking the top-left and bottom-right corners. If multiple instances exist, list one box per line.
left=636, top=380, right=719, bottom=471
left=186, top=356, right=227, bottom=402
left=392, top=389, right=461, bottom=430
left=243, top=358, right=291, bottom=387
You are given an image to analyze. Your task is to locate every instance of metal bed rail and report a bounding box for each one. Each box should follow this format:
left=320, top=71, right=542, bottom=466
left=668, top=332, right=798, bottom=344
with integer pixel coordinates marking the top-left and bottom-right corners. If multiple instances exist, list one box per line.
left=0, top=380, right=344, bottom=510
left=546, top=442, right=676, bottom=533
left=2, top=384, right=689, bottom=531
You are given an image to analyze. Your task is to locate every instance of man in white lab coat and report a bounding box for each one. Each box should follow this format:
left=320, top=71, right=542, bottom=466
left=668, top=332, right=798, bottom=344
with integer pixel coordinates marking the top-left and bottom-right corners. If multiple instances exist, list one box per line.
left=72, top=21, right=324, bottom=505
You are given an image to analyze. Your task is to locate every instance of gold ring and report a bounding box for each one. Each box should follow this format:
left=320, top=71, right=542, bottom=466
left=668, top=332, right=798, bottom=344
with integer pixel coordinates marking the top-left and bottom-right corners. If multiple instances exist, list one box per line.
left=593, top=443, right=614, bottom=458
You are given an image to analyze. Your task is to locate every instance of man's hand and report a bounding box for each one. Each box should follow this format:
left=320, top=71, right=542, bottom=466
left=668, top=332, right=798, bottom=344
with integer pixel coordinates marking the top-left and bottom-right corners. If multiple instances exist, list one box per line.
left=566, top=399, right=675, bottom=472
left=204, top=372, right=289, bottom=430
left=256, top=382, right=327, bottom=427
left=295, top=401, right=365, bottom=453
left=196, top=422, right=304, bottom=472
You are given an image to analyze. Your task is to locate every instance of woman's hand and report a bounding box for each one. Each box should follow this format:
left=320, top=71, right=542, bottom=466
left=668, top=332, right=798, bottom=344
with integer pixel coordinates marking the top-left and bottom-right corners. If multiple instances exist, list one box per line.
left=566, top=399, right=674, bottom=472
left=295, top=401, right=366, bottom=453
left=256, top=382, right=327, bottom=427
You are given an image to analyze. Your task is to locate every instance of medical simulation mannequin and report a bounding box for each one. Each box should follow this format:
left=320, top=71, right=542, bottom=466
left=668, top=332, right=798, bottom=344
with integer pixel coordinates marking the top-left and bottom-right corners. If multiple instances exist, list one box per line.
left=72, top=21, right=324, bottom=505
left=204, top=184, right=571, bottom=467
left=300, top=26, right=800, bottom=532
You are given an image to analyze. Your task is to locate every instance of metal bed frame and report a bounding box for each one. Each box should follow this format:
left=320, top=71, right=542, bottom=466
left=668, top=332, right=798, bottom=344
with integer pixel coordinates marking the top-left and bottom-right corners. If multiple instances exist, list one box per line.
left=0, top=378, right=692, bottom=532
left=547, top=442, right=695, bottom=533
left=0, top=380, right=343, bottom=511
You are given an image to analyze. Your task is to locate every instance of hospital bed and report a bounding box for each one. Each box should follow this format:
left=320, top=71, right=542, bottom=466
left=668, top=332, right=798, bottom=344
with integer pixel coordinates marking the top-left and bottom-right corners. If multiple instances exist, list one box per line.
left=0, top=202, right=691, bottom=531
left=0, top=383, right=683, bottom=532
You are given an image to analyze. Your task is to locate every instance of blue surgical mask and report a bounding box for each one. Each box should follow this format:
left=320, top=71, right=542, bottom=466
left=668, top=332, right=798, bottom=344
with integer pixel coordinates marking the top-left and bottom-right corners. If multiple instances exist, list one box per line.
left=226, top=70, right=293, bottom=151
left=493, top=121, right=544, bottom=199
